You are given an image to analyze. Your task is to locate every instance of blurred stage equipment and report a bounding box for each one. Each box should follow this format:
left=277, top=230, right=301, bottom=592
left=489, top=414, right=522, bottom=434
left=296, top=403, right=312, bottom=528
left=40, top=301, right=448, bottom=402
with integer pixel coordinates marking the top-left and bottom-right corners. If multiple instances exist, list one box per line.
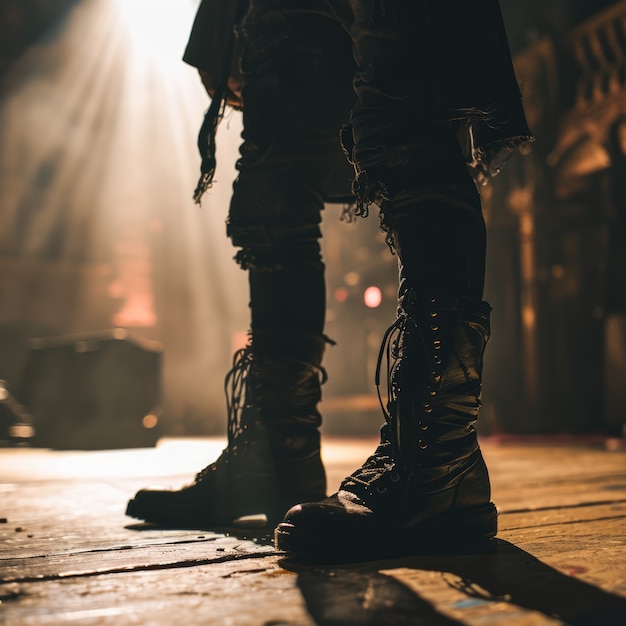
left=14, top=329, right=162, bottom=449
left=0, top=379, right=35, bottom=446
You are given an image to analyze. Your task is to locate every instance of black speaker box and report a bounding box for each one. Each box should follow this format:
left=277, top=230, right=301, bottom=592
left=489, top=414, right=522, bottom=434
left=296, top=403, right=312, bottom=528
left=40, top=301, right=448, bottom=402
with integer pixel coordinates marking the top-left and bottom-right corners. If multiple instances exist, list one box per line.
left=14, top=330, right=162, bottom=449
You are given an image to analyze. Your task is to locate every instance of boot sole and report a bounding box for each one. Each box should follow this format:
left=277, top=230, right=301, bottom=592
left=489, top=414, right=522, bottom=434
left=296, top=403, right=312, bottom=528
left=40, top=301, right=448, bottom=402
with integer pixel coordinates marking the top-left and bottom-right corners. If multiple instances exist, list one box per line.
left=125, top=490, right=326, bottom=530
left=274, top=502, right=497, bottom=562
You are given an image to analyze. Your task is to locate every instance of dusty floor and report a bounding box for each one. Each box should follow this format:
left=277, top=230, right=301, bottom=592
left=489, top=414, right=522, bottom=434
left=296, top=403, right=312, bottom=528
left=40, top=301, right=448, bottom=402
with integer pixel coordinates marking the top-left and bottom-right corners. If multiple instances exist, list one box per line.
left=1, top=435, right=626, bottom=625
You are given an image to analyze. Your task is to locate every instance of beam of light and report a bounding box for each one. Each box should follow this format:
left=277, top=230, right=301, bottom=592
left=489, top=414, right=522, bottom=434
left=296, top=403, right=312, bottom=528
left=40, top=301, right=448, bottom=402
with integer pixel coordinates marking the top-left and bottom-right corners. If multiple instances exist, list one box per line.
left=0, top=0, right=250, bottom=426
left=115, top=0, right=197, bottom=65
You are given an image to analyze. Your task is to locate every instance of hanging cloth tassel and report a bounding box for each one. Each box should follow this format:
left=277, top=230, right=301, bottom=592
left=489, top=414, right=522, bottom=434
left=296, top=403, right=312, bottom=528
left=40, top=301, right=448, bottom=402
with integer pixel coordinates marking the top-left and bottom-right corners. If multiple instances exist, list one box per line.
left=193, top=82, right=229, bottom=204
left=192, top=19, right=240, bottom=205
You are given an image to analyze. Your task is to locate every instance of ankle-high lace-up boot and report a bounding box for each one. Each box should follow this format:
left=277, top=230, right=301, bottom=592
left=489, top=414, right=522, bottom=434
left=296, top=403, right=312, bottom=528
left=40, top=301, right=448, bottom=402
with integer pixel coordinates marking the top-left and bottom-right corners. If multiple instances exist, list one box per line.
left=275, top=294, right=496, bottom=559
left=126, top=330, right=328, bottom=528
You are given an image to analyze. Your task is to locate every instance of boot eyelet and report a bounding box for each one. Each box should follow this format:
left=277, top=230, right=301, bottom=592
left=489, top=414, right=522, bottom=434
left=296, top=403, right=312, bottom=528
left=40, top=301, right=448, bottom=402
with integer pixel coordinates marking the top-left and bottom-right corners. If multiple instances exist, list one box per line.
left=376, top=485, right=387, bottom=494
left=389, top=472, right=400, bottom=482
left=432, top=374, right=441, bottom=383
left=429, top=390, right=437, bottom=396
left=430, top=325, right=439, bottom=331
left=418, top=440, right=428, bottom=449
left=430, top=312, right=438, bottom=318
left=420, top=422, right=429, bottom=431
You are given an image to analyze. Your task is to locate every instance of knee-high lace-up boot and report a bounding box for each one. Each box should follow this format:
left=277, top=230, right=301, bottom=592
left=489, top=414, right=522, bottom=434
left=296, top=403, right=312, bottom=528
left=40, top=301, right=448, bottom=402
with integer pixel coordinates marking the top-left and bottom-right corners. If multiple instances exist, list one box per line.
left=275, top=293, right=495, bottom=559
left=126, top=330, right=327, bottom=528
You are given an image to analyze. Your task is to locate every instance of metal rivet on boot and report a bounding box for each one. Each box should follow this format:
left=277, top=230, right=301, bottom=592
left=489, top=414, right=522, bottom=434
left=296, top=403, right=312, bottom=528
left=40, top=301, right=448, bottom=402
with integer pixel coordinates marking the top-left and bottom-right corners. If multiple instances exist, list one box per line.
left=418, top=440, right=428, bottom=449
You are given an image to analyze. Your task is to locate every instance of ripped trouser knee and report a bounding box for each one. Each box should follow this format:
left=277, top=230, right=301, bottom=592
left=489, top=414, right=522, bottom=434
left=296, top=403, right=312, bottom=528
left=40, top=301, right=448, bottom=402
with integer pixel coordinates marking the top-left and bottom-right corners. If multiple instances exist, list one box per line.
left=329, top=0, right=522, bottom=233
left=341, top=118, right=482, bottom=238
left=227, top=220, right=323, bottom=272
left=228, top=219, right=327, bottom=336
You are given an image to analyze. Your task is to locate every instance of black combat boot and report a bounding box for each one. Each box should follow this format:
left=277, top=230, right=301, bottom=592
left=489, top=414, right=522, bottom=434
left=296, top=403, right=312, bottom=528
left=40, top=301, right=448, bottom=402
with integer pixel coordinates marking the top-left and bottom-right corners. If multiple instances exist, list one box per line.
left=274, top=294, right=496, bottom=559
left=126, top=330, right=328, bottom=528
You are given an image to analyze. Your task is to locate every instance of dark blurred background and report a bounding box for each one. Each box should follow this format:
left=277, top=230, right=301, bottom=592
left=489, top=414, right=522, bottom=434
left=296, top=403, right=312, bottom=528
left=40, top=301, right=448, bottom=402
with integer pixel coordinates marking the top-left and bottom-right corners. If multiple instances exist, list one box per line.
left=1, top=0, right=625, bottom=447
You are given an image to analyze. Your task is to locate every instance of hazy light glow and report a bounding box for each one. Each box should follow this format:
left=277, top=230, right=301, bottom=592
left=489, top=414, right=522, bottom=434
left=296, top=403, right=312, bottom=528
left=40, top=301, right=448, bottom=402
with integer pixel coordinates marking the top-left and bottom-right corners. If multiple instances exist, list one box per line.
left=364, top=286, right=382, bottom=308
left=344, top=271, right=360, bottom=286
left=334, top=286, right=348, bottom=302
left=142, top=414, right=159, bottom=429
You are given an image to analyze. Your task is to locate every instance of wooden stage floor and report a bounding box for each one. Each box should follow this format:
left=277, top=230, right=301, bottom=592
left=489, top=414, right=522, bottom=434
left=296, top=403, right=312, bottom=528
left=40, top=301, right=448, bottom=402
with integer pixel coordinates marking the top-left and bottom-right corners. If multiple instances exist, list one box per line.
left=1, top=435, right=626, bottom=625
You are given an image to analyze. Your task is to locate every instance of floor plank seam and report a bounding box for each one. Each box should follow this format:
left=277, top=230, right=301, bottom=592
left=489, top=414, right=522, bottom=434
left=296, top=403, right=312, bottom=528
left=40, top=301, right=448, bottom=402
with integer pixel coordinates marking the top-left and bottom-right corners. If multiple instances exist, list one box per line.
left=500, top=513, right=626, bottom=532
left=0, top=536, right=241, bottom=561
left=499, top=497, right=626, bottom=515
left=0, top=551, right=281, bottom=584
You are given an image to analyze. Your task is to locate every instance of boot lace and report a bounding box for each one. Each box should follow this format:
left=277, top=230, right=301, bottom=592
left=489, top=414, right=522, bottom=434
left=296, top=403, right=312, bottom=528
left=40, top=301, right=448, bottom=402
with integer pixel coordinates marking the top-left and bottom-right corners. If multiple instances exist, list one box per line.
left=340, top=297, right=430, bottom=494
left=224, top=345, right=257, bottom=446
left=337, top=315, right=408, bottom=495
left=339, top=426, right=398, bottom=493
left=194, top=345, right=257, bottom=483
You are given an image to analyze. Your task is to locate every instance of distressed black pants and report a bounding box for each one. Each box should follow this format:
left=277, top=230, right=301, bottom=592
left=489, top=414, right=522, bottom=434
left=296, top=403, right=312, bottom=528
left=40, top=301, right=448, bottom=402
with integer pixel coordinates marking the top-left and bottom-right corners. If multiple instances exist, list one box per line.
left=227, top=0, right=514, bottom=343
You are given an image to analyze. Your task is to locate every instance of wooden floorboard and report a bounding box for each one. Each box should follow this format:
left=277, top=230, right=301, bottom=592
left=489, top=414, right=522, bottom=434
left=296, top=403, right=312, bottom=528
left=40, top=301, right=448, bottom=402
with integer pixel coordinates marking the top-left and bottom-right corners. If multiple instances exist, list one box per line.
left=1, top=436, right=625, bottom=625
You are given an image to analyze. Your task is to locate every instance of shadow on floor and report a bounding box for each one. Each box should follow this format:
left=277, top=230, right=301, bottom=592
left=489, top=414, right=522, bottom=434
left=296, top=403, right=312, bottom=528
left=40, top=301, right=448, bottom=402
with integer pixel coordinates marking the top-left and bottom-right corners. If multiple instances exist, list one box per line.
left=283, top=540, right=626, bottom=625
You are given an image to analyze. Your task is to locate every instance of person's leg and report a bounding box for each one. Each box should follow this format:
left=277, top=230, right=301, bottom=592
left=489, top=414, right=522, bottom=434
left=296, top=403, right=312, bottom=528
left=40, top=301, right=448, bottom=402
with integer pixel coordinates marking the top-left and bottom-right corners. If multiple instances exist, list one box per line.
left=126, top=5, right=355, bottom=527
left=275, top=0, right=529, bottom=558
left=223, top=6, right=356, bottom=521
